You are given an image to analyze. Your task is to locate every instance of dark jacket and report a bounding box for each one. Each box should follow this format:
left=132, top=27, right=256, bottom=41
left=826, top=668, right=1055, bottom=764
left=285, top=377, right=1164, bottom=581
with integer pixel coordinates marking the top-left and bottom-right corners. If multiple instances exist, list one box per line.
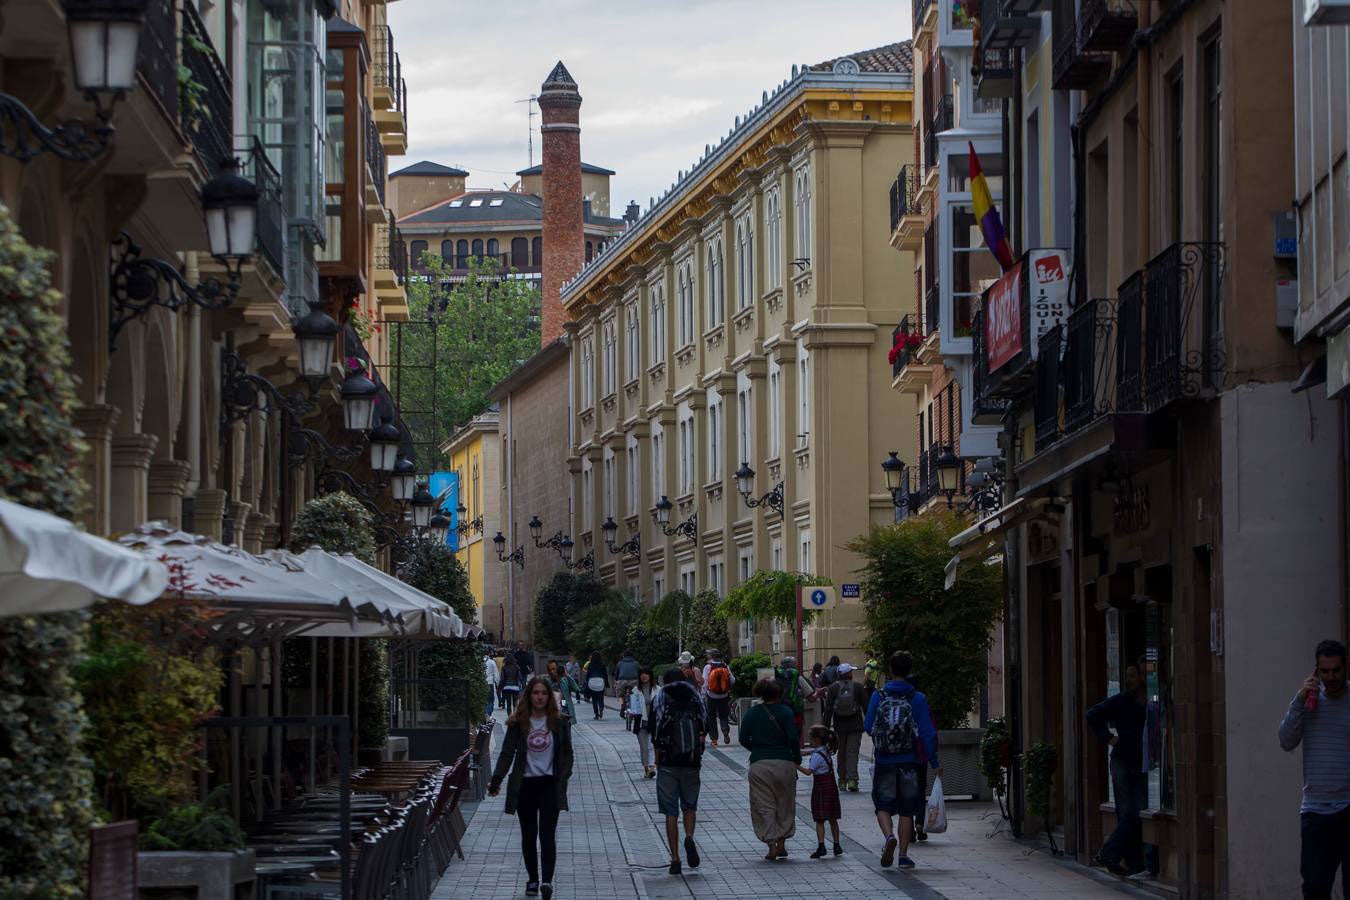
left=614, top=653, right=640, bottom=680
left=738, top=702, right=801, bottom=764
left=514, top=648, right=534, bottom=677
left=1086, top=689, right=1146, bottom=771
left=825, top=678, right=865, bottom=733
left=584, top=660, right=609, bottom=694
left=489, top=715, right=573, bottom=815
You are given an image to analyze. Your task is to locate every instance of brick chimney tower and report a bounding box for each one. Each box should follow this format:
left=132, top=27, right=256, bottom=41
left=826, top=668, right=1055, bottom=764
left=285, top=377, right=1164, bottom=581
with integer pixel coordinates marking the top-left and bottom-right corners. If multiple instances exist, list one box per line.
left=538, top=61, right=584, bottom=345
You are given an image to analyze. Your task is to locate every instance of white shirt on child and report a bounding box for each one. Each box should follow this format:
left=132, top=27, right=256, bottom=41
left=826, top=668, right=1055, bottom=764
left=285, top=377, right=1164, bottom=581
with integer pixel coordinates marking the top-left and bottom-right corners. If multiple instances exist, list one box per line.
left=807, top=746, right=831, bottom=775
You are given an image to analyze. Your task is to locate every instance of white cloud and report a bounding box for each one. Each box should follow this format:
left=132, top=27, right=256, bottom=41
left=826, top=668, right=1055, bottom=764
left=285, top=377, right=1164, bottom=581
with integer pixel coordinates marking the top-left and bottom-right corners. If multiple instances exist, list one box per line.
left=388, top=0, right=912, bottom=204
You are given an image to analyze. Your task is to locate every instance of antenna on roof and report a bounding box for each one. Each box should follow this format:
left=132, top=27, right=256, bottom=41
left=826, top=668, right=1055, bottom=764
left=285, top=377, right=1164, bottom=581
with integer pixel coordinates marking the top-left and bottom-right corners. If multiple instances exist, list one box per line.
left=515, top=94, right=539, bottom=169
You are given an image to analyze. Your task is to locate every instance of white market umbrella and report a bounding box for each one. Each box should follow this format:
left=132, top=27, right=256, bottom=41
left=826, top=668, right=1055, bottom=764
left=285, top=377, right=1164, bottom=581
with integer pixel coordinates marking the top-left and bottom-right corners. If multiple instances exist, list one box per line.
left=0, top=498, right=169, bottom=616
left=292, top=547, right=463, bottom=638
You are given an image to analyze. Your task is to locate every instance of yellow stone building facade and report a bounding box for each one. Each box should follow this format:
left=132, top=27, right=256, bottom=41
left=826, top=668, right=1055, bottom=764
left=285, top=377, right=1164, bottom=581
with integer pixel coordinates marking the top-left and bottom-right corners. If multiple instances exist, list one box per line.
left=442, top=411, right=501, bottom=634
left=559, top=44, right=918, bottom=664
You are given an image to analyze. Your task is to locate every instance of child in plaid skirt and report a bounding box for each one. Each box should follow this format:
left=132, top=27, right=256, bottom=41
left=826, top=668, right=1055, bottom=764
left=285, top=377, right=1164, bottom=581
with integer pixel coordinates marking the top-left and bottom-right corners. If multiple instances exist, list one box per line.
left=798, top=724, right=843, bottom=858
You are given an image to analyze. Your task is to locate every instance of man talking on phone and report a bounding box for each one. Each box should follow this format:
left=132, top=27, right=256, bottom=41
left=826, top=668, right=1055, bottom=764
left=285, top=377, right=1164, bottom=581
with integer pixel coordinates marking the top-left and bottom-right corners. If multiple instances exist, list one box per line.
left=1279, top=639, right=1350, bottom=900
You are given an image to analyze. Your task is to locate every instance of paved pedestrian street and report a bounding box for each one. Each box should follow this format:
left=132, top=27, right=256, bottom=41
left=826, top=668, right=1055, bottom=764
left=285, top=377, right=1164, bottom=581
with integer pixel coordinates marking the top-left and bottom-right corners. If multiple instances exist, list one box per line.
left=433, top=703, right=1151, bottom=899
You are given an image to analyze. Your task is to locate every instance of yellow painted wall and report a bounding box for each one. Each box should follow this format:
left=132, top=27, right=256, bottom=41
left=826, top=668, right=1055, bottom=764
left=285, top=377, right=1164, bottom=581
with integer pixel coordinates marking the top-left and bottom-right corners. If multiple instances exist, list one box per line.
left=449, top=433, right=486, bottom=618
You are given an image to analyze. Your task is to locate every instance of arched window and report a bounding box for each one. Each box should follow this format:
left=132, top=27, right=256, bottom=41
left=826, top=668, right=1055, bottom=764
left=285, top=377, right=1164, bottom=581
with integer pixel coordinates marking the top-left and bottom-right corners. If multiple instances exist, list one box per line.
left=486, top=238, right=499, bottom=259
left=511, top=237, right=528, bottom=268
left=586, top=241, right=593, bottom=263
left=410, top=240, right=428, bottom=271
left=440, top=240, right=453, bottom=266
left=456, top=239, right=469, bottom=268
left=532, top=236, right=543, bottom=267
left=471, top=238, right=484, bottom=262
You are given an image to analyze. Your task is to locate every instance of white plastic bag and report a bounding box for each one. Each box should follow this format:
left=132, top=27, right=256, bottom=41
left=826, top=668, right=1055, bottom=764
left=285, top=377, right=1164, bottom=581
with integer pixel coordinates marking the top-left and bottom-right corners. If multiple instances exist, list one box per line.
left=924, top=775, right=948, bottom=834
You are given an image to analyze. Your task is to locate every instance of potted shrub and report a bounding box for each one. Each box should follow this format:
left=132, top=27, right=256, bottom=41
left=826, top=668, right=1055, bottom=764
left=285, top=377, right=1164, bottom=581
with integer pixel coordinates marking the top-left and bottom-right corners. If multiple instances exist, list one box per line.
left=138, top=795, right=256, bottom=896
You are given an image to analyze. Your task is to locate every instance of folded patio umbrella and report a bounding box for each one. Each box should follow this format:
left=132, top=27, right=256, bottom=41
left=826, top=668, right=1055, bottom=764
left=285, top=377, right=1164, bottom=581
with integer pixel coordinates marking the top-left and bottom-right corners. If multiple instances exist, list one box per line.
left=118, top=523, right=398, bottom=636
left=0, top=498, right=169, bottom=616
left=290, top=547, right=464, bottom=639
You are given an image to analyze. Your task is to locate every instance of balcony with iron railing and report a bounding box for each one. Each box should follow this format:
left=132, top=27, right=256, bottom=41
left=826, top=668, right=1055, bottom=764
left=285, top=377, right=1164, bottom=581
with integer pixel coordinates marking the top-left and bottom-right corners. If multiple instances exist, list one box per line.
left=981, top=0, right=1041, bottom=68
left=890, top=315, right=925, bottom=379
left=243, top=138, right=285, bottom=278
left=1052, top=12, right=1111, bottom=90
left=970, top=308, right=1009, bottom=425
left=1062, top=297, right=1117, bottom=434
left=925, top=284, right=941, bottom=337
left=924, top=95, right=953, bottom=170
left=181, top=3, right=233, bottom=175
left=890, top=165, right=919, bottom=233
left=371, top=25, right=409, bottom=153
left=1115, top=271, right=1144, bottom=413
left=138, top=0, right=178, bottom=127
left=1033, top=323, right=1063, bottom=448
left=1079, top=0, right=1138, bottom=53
left=364, top=100, right=386, bottom=207
left=1139, top=242, right=1227, bottom=412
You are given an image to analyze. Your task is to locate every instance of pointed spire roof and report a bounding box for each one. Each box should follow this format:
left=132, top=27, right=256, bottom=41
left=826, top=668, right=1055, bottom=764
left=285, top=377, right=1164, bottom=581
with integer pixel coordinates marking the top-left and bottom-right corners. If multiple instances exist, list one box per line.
left=543, top=61, right=576, bottom=89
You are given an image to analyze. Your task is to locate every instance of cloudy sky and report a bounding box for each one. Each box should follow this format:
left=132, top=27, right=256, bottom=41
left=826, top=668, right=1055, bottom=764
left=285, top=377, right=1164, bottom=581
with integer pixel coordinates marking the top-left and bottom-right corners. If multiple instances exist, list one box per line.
left=388, top=0, right=912, bottom=211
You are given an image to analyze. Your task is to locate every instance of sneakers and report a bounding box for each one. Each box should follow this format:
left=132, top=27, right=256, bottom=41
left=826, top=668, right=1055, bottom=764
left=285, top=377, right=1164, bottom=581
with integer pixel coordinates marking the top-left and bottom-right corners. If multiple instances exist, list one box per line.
left=845, top=779, right=859, bottom=792
left=833, top=842, right=844, bottom=856
left=668, top=860, right=682, bottom=875
left=684, top=837, right=700, bottom=869
left=540, top=886, right=553, bottom=899
left=525, top=883, right=539, bottom=896
left=881, top=835, right=898, bottom=867
left=810, top=843, right=827, bottom=859
left=897, top=855, right=916, bottom=869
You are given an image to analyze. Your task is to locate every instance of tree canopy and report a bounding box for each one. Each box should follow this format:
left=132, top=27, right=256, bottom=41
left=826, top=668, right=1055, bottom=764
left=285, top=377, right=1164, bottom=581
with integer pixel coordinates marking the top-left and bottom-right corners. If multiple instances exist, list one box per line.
left=718, top=570, right=832, bottom=625
left=846, top=513, right=1003, bottom=729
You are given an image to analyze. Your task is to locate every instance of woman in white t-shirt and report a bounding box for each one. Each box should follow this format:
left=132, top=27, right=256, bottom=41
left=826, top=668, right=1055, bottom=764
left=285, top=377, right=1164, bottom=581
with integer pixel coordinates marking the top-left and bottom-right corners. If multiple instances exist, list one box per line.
left=489, top=676, right=573, bottom=899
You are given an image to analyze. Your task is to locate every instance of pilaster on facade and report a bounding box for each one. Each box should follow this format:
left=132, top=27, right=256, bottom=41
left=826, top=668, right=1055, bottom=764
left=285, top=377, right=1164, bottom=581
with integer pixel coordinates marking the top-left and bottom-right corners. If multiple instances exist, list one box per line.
left=110, top=433, right=159, bottom=534
left=73, top=404, right=121, bottom=535
left=148, top=459, right=193, bottom=528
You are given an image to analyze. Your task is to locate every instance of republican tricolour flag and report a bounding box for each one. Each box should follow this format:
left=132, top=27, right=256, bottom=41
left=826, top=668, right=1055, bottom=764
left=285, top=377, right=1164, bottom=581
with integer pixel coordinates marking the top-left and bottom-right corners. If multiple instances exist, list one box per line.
left=969, top=142, right=1015, bottom=272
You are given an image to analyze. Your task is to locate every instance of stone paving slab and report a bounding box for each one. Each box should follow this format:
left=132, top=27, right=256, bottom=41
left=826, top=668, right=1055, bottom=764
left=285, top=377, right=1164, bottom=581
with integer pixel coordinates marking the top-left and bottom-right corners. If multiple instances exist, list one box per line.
left=432, top=700, right=1154, bottom=899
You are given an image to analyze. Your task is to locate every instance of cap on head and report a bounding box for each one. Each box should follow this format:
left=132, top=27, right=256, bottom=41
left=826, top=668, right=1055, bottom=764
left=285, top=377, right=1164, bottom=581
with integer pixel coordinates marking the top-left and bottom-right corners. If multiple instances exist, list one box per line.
left=837, top=662, right=855, bottom=675
left=677, top=651, right=694, bottom=665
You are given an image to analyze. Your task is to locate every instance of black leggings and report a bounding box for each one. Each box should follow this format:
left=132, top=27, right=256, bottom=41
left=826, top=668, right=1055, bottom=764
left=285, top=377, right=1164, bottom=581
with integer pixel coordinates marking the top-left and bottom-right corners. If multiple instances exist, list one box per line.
left=517, top=775, right=559, bottom=883
left=591, top=690, right=605, bottom=718
left=503, top=690, right=518, bottom=714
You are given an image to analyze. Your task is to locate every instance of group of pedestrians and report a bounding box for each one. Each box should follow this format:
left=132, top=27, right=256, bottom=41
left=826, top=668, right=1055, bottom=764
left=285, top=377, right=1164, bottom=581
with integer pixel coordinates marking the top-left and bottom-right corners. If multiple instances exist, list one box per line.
left=485, top=641, right=538, bottom=717
left=487, top=644, right=946, bottom=895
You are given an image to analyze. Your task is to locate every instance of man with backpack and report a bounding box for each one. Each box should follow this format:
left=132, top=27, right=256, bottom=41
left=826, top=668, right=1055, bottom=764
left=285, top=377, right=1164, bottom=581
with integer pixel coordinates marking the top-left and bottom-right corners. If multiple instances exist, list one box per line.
left=704, top=651, right=733, bottom=747
left=775, top=655, right=814, bottom=741
left=614, top=648, right=640, bottom=700
left=825, top=663, right=865, bottom=792
left=864, top=650, right=940, bottom=870
left=651, top=667, right=707, bottom=876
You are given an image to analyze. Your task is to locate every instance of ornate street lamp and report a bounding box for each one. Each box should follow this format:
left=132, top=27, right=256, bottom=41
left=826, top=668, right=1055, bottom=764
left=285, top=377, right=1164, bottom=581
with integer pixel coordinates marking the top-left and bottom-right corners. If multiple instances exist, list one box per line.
left=652, top=495, right=673, bottom=527
left=492, top=531, right=524, bottom=568
left=367, top=419, right=401, bottom=473
left=881, top=451, right=905, bottom=494
left=602, top=515, right=641, bottom=560
left=410, top=483, right=435, bottom=529
left=734, top=462, right=784, bottom=516
left=201, top=158, right=259, bottom=276
left=936, top=446, right=962, bottom=508
left=650, top=495, right=698, bottom=545
left=2, top=0, right=147, bottom=164
left=293, top=302, right=340, bottom=381
left=528, top=515, right=543, bottom=543
left=427, top=512, right=450, bottom=544
left=340, top=365, right=379, bottom=432
left=389, top=456, right=416, bottom=503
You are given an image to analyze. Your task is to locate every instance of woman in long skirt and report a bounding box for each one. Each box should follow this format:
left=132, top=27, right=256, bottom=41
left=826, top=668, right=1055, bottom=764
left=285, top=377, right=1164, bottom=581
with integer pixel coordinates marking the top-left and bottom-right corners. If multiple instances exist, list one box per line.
left=738, top=678, right=801, bottom=859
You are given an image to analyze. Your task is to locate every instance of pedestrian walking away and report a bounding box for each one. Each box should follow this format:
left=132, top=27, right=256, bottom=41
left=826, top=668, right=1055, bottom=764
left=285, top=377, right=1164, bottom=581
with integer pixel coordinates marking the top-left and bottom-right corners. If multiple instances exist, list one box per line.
left=677, top=650, right=704, bottom=693
left=585, top=651, right=610, bottom=719
left=624, top=666, right=658, bottom=778
left=797, top=724, right=844, bottom=859
left=704, top=651, right=733, bottom=747
left=775, top=655, right=814, bottom=741
left=501, top=654, right=523, bottom=714
left=514, top=640, right=535, bottom=680
left=738, top=677, right=801, bottom=861
left=651, top=667, right=707, bottom=875
left=545, top=659, right=579, bottom=721
left=864, top=650, right=940, bottom=870
left=1086, top=660, right=1148, bottom=877
left=564, top=654, right=583, bottom=702
left=495, top=648, right=509, bottom=709
left=483, top=647, right=500, bottom=722
left=825, top=662, right=865, bottom=792
left=821, top=655, right=841, bottom=688
left=614, top=647, right=640, bottom=700
left=1279, top=639, right=1350, bottom=900
left=863, top=655, right=881, bottom=708
left=488, top=676, right=574, bottom=899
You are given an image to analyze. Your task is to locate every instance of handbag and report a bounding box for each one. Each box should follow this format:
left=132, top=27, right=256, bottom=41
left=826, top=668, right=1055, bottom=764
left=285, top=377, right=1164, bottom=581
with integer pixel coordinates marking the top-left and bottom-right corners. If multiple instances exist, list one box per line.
left=765, top=705, right=803, bottom=764
left=587, top=676, right=605, bottom=693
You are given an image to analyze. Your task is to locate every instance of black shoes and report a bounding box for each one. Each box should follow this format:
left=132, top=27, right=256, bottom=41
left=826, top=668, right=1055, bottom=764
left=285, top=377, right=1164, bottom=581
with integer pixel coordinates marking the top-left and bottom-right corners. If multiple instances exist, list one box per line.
left=833, top=842, right=844, bottom=856
left=810, top=844, right=827, bottom=859
left=525, top=882, right=539, bottom=896
left=540, top=885, right=553, bottom=899
left=684, top=836, right=700, bottom=868
left=669, top=860, right=682, bottom=875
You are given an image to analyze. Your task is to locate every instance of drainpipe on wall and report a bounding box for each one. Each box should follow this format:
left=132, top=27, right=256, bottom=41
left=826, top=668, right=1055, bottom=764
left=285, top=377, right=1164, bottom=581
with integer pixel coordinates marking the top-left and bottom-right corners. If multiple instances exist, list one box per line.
left=184, top=253, right=202, bottom=507
left=505, top=392, right=515, bottom=642
left=1137, top=0, right=1153, bottom=267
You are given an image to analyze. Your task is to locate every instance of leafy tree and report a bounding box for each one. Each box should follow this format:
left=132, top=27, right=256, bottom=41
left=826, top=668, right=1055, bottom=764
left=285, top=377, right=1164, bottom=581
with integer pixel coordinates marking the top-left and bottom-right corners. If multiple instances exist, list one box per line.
left=392, top=255, right=541, bottom=468
left=400, top=539, right=476, bottom=624
left=846, top=513, right=1003, bottom=729
left=729, top=652, right=774, bottom=698
left=533, top=571, right=609, bottom=653
left=287, top=493, right=388, bottom=749
left=684, top=589, right=730, bottom=658
left=718, top=570, right=832, bottom=625
left=0, top=202, right=93, bottom=897
left=566, top=591, right=641, bottom=666
left=625, top=622, right=678, bottom=670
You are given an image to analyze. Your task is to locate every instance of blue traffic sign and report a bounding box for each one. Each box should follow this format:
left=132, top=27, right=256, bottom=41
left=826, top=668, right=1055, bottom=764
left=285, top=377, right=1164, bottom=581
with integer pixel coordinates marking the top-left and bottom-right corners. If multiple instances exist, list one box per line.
left=809, top=588, right=829, bottom=607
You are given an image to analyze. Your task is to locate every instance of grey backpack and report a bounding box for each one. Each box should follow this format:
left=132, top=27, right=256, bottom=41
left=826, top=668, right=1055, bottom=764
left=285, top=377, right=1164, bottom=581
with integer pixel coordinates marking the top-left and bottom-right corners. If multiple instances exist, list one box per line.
left=871, top=689, right=916, bottom=755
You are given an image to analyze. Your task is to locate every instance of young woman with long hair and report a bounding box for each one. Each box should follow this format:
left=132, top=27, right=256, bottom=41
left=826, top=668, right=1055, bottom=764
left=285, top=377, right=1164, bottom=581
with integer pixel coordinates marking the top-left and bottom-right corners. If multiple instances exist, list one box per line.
left=489, top=676, right=574, bottom=898
left=623, top=665, right=657, bottom=778
left=584, top=650, right=609, bottom=719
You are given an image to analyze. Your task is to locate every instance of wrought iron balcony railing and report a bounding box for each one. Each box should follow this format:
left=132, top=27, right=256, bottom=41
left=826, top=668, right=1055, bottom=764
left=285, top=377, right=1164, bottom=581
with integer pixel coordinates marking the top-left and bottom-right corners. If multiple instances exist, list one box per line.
left=364, top=100, right=386, bottom=206
left=244, top=137, right=285, bottom=277
left=139, top=0, right=178, bottom=127
left=1033, top=323, right=1063, bottom=447
left=970, top=308, right=1009, bottom=424
left=181, top=2, right=232, bottom=174
left=889, top=165, right=920, bottom=232
left=1140, top=241, right=1227, bottom=412
left=1079, top=0, right=1138, bottom=53
left=891, top=315, right=922, bottom=378
left=924, top=285, right=940, bottom=337
left=982, top=0, right=1041, bottom=50
left=924, top=95, right=953, bottom=169
left=1116, top=271, right=1144, bottom=412
left=1052, top=16, right=1111, bottom=90
left=1062, top=297, right=1116, bottom=434
left=373, top=25, right=409, bottom=127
